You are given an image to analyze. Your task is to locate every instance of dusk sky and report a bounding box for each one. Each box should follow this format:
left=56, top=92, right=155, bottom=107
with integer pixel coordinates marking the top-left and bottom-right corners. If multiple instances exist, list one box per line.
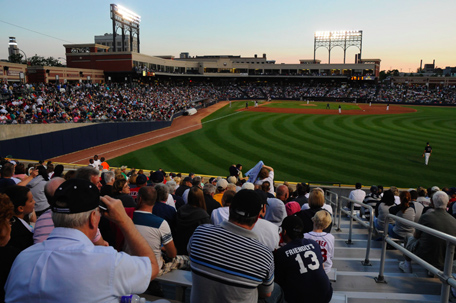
left=1, top=0, right=455, bottom=72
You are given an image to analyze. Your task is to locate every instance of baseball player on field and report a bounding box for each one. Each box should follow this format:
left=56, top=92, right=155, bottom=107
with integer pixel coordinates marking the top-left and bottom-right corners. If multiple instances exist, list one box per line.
left=423, top=142, right=432, bottom=165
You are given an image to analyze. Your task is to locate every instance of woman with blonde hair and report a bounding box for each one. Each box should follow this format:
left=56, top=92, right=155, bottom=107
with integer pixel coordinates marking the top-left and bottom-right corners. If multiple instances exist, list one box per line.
left=296, top=188, right=332, bottom=233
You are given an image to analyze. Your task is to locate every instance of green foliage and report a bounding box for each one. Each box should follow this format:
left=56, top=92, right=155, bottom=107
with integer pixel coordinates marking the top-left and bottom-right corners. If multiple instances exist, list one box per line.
left=8, top=53, right=24, bottom=64
left=109, top=102, right=456, bottom=188
left=28, top=55, right=63, bottom=67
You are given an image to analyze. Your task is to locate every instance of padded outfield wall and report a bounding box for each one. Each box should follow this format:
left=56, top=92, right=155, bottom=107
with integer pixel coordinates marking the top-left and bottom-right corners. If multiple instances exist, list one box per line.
left=0, top=121, right=172, bottom=160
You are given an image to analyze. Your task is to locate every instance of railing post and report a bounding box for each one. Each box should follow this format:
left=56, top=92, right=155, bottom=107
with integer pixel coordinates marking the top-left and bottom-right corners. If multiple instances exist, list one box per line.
left=374, top=218, right=389, bottom=283
left=440, top=241, right=455, bottom=303
left=346, top=201, right=354, bottom=245
left=362, top=207, right=374, bottom=266
left=335, top=194, right=341, bottom=232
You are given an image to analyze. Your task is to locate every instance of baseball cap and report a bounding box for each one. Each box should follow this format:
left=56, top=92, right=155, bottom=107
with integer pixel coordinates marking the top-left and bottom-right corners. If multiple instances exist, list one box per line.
left=52, top=179, right=100, bottom=214
left=227, top=176, right=237, bottom=184
left=183, top=176, right=192, bottom=183
left=449, top=188, right=456, bottom=196
left=281, top=215, right=304, bottom=236
left=136, top=174, right=147, bottom=185
left=370, top=185, right=378, bottom=193
left=241, top=182, right=254, bottom=190
left=209, top=177, right=216, bottom=184
left=254, top=189, right=268, bottom=206
left=285, top=201, right=301, bottom=216
left=431, top=186, right=441, bottom=192
left=230, top=189, right=263, bottom=218
left=217, top=179, right=228, bottom=190
left=150, top=171, right=164, bottom=183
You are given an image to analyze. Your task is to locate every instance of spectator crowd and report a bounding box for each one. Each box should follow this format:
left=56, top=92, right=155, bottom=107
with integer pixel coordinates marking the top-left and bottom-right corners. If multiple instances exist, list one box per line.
left=1, top=155, right=455, bottom=302
left=1, top=81, right=456, bottom=124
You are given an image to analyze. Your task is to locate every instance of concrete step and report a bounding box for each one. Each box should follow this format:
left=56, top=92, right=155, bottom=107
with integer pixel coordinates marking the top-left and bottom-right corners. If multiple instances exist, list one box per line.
left=343, top=292, right=440, bottom=303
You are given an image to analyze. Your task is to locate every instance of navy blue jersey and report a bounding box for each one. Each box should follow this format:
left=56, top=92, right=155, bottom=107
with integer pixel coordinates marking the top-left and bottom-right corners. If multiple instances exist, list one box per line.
left=274, top=238, right=332, bottom=303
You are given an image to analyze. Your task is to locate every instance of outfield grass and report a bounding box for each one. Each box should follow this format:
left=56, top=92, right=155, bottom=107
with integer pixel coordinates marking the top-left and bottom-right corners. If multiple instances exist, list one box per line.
left=262, top=101, right=360, bottom=110
left=109, top=101, right=456, bottom=188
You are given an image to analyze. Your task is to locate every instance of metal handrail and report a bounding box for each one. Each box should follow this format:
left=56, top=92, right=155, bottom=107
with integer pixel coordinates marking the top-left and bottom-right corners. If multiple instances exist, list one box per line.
left=375, top=214, right=456, bottom=303
left=339, top=196, right=374, bottom=266
left=325, top=191, right=341, bottom=231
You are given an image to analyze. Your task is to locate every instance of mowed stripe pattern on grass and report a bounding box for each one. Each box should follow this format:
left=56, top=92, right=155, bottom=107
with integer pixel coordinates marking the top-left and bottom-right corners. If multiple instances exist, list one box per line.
left=109, top=102, right=456, bottom=188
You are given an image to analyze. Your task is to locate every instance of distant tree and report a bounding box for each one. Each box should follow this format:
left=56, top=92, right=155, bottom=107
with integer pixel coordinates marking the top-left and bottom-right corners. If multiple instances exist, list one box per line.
left=28, top=55, right=63, bottom=67
left=29, top=55, right=46, bottom=66
left=8, top=53, right=24, bottom=64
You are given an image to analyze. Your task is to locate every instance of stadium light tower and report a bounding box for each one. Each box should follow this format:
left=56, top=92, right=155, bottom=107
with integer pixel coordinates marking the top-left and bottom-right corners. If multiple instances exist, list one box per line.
left=314, top=30, right=362, bottom=64
left=110, top=4, right=141, bottom=53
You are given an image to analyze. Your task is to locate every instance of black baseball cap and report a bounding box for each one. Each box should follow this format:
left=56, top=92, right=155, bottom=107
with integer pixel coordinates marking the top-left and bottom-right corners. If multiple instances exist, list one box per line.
left=52, top=179, right=100, bottom=214
left=230, top=189, right=263, bottom=218
left=281, top=216, right=304, bottom=235
left=150, top=171, right=164, bottom=183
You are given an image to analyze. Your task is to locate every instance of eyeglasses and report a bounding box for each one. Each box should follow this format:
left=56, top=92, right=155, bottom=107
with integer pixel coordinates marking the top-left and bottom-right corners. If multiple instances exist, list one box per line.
left=9, top=217, right=16, bottom=226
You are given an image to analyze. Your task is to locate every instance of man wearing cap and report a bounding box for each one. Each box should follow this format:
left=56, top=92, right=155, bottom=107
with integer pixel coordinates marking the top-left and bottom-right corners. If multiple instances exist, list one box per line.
left=5, top=179, right=159, bottom=302
left=188, top=189, right=282, bottom=303
left=213, top=178, right=228, bottom=206
left=274, top=216, right=333, bottom=303
left=422, top=142, right=432, bottom=165
left=175, top=176, right=192, bottom=197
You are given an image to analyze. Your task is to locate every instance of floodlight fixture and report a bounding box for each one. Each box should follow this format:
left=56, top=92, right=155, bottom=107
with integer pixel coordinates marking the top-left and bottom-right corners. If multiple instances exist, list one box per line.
left=110, top=3, right=141, bottom=53
left=314, top=30, right=363, bottom=64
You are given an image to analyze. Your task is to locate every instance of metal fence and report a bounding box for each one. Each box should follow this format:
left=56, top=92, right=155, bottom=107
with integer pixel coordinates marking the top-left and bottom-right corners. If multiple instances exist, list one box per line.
left=375, top=214, right=456, bottom=303
left=338, top=196, right=375, bottom=266
left=325, top=190, right=341, bottom=231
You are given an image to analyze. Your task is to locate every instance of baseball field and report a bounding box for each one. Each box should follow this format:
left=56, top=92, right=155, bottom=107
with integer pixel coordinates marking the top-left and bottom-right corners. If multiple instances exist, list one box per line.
left=108, top=101, right=456, bottom=188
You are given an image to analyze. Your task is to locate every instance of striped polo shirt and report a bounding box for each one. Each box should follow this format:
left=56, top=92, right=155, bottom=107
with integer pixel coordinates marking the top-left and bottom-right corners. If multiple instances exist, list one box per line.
left=188, top=221, right=274, bottom=303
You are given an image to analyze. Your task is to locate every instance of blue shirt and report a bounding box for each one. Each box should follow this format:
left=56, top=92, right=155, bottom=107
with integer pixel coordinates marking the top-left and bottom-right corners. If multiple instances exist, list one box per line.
left=5, top=227, right=151, bottom=303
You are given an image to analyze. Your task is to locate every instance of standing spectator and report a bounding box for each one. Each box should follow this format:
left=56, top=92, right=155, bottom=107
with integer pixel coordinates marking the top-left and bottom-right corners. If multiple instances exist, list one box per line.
left=26, top=165, right=49, bottom=217
left=93, top=155, right=101, bottom=168
left=258, top=165, right=275, bottom=195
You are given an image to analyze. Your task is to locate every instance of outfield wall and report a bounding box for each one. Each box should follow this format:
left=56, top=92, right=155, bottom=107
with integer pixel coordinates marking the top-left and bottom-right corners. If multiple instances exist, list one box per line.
left=0, top=121, right=171, bottom=160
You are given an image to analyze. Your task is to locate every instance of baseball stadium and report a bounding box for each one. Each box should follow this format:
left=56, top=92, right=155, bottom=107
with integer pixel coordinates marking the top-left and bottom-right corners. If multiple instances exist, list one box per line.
left=1, top=3, right=456, bottom=303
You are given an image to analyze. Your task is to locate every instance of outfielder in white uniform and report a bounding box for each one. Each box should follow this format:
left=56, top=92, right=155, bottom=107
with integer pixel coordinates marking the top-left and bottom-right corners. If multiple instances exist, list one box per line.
left=304, top=210, right=335, bottom=274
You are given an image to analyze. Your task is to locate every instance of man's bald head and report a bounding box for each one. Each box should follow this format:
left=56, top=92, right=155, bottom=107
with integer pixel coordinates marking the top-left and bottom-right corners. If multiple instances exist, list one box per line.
left=276, top=185, right=289, bottom=202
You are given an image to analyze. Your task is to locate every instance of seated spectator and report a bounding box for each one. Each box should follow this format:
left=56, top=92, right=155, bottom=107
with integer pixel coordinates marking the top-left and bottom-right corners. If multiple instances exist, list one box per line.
left=0, top=163, right=17, bottom=193
left=213, top=179, right=228, bottom=206
left=152, top=184, right=177, bottom=232
left=4, top=179, right=159, bottom=302
left=52, top=164, right=64, bottom=179
left=252, top=190, right=280, bottom=251
left=374, top=190, right=395, bottom=231
left=100, top=171, right=115, bottom=196
left=3, top=186, right=35, bottom=252
left=348, top=182, right=366, bottom=213
left=399, top=191, right=456, bottom=274
left=274, top=216, right=333, bottom=303
left=416, top=187, right=430, bottom=207
left=388, top=191, right=415, bottom=240
left=124, top=186, right=177, bottom=272
left=111, top=179, right=136, bottom=208
left=174, top=187, right=210, bottom=255
left=304, top=210, right=335, bottom=274
left=202, top=183, right=220, bottom=215
left=296, top=188, right=332, bottom=234
left=211, top=190, right=236, bottom=226
left=390, top=186, right=400, bottom=205
left=264, top=185, right=288, bottom=226
left=175, top=176, right=191, bottom=197
left=409, top=190, right=424, bottom=223
left=75, top=166, right=101, bottom=190
left=167, top=180, right=184, bottom=210
left=362, top=185, right=381, bottom=219
left=0, top=194, right=18, bottom=302
left=294, top=182, right=309, bottom=206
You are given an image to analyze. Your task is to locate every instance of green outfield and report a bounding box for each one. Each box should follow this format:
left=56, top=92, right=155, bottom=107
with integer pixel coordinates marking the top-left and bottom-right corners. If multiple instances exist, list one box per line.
left=109, top=101, right=456, bottom=188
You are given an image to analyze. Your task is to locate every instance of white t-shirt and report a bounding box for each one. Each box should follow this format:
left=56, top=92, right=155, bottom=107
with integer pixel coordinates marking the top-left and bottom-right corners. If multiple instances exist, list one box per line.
left=211, top=207, right=230, bottom=226
left=252, top=218, right=280, bottom=251
left=304, top=231, right=335, bottom=274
